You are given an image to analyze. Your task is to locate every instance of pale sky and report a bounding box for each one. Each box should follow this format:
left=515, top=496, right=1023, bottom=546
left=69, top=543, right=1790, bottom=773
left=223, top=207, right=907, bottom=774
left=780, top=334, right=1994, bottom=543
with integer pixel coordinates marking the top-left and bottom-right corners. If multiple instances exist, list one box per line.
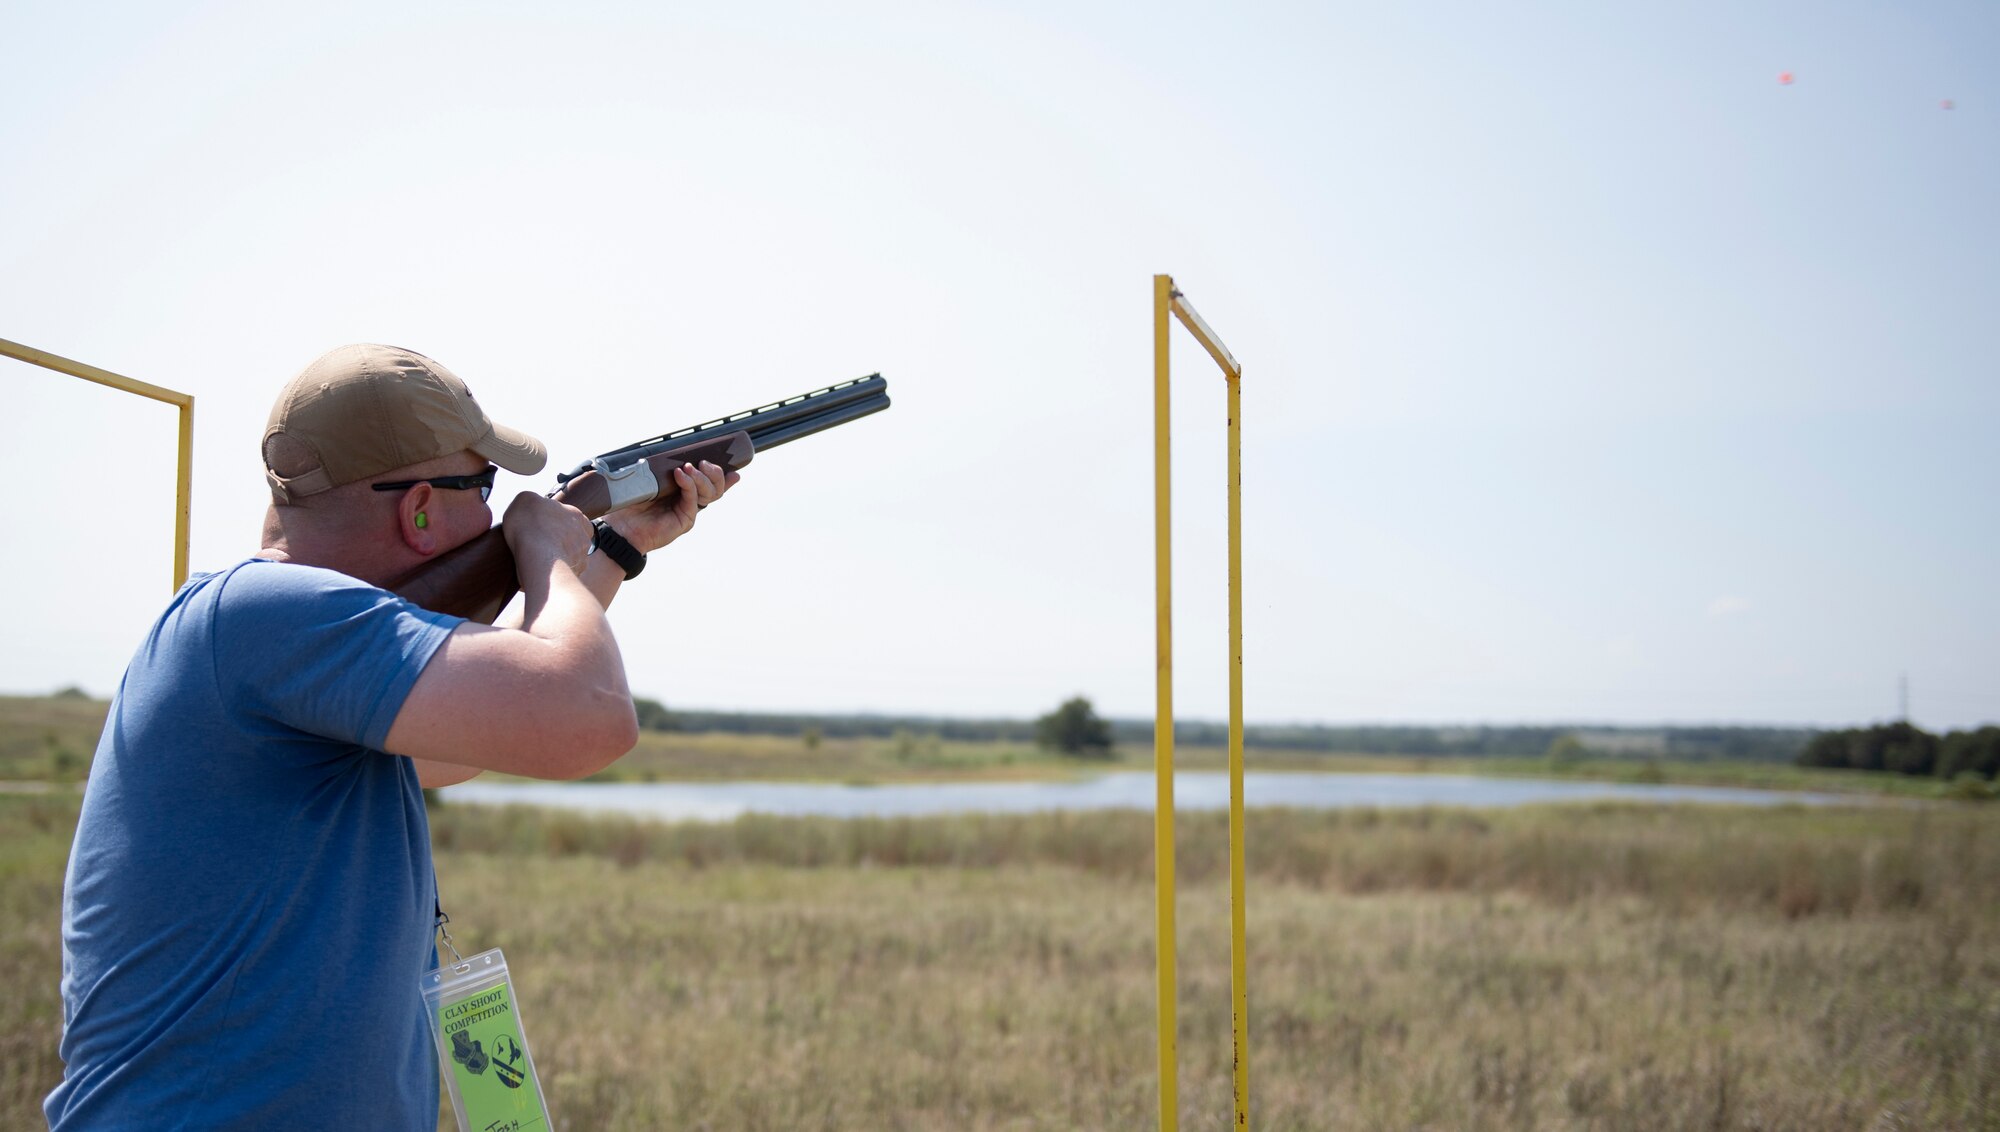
left=3, top=1, right=1994, bottom=729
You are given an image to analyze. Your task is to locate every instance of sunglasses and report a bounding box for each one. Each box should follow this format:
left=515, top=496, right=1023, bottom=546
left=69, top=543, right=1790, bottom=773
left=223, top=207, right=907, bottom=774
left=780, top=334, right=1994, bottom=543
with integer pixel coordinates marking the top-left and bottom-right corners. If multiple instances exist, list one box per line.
left=371, top=465, right=498, bottom=502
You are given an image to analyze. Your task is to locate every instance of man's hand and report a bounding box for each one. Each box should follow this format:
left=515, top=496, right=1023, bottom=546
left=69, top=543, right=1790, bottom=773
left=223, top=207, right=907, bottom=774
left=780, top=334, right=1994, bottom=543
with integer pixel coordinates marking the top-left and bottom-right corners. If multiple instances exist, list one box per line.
left=499, top=492, right=595, bottom=577
left=603, top=459, right=739, bottom=554
left=494, top=459, right=738, bottom=621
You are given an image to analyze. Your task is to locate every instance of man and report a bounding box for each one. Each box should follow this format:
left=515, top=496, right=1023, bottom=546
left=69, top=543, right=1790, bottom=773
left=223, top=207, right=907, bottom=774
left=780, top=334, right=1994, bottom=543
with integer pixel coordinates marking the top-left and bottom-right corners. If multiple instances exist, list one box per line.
left=45, top=344, right=735, bottom=1129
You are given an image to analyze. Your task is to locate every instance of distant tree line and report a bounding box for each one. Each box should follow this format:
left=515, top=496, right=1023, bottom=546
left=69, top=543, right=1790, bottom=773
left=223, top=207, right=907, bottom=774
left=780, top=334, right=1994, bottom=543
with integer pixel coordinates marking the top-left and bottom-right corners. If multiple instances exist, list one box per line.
left=19, top=689, right=1989, bottom=772
left=1796, top=723, right=2000, bottom=781
left=1113, top=722, right=1815, bottom=762
left=626, top=696, right=1819, bottom=762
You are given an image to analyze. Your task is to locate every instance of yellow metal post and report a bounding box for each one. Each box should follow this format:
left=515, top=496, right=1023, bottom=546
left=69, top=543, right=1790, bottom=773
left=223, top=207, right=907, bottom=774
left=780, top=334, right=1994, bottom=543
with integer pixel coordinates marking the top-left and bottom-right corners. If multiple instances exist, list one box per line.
left=1151, top=273, right=1179, bottom=1132
left=1224, top=368, right=1248, bottom=1129
left=174, top=400, right=194, bottom=589
left=2, top=337, right=194, bottom=589
left=1153, top=282, right=1248, bottom=1131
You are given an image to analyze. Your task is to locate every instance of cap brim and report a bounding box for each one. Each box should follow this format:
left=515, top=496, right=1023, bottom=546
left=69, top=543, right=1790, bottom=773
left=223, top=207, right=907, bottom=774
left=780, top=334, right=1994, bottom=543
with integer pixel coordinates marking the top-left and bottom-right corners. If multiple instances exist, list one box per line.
left=471, top=419, right=548, bottom=476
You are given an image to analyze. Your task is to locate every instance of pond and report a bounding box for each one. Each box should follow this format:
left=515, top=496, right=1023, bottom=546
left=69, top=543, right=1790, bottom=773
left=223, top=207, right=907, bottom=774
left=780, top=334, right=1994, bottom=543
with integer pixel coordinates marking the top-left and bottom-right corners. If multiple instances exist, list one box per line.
left=440, top=771, right=1847, bottom=823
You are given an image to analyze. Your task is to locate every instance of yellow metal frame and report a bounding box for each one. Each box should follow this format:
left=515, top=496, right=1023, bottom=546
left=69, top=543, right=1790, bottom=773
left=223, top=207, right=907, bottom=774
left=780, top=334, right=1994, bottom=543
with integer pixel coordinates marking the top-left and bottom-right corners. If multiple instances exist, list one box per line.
left=2, top=338, right=194, bottom=589
left=1152, top=274, right=1248, bottom=1132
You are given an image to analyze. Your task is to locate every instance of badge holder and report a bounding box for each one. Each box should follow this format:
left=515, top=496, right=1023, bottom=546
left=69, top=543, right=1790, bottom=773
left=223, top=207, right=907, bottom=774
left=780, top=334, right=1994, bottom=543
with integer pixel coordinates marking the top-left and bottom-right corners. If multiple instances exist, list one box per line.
left=423, top=918, right=552, bottom=1132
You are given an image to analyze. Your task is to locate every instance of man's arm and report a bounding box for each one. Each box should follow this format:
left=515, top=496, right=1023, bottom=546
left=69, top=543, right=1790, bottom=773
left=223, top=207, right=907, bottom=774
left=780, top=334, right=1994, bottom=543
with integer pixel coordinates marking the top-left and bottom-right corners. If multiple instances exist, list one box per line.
left=415, top=759, right=483, bottom=788
left=392, top=462, right=735, bottom=781
left=384, top=493, right=638, bottom=779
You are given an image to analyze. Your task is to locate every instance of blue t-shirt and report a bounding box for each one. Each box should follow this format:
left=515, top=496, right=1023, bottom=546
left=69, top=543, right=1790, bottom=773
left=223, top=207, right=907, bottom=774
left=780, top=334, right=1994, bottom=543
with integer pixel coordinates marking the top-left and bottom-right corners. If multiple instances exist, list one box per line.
left=47, top=558, right=464, bottom=1131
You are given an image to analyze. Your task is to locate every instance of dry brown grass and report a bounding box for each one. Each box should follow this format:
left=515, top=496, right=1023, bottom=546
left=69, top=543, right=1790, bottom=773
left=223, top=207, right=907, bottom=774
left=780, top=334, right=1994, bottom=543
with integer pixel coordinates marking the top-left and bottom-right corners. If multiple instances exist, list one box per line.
left=5, top=795, right=1997, bottom=1130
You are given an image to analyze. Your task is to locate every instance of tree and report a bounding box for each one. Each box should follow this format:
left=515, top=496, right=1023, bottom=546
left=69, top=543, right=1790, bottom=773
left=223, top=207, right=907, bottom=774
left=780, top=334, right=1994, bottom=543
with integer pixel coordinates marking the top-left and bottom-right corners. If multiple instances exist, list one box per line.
left=633, top=697, right=675, bottom=732
left=1844, top=726, right=1890, bottom=772
left=1544, top=734, right=1587, bottom=770
left=1798, top=722, right=1957, bottom=779
left=1878, top=722, right=1939, bottom=777
left=1797, top=731, right=1848, bottom=769
left=1939, top=727, right=2000, bottom=781
left=1036, top=696, right=1113, bottom=759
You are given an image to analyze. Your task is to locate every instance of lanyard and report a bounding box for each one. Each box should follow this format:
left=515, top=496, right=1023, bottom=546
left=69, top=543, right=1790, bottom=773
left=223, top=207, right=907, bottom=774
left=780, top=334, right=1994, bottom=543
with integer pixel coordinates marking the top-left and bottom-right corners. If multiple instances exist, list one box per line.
left=433, top=869, right=465, bottom=966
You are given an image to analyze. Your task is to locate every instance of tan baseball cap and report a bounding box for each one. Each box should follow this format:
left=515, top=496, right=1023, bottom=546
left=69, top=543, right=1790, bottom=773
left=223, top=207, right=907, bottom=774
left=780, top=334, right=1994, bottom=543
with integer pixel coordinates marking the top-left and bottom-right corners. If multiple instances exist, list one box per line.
left=263, top=344, right=546, bottom=501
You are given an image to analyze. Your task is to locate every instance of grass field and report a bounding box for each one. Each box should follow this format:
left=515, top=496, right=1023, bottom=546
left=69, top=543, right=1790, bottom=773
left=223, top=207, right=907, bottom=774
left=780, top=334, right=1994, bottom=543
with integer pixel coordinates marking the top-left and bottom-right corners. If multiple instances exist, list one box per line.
left=6, top=792, right=1997, bottom=1130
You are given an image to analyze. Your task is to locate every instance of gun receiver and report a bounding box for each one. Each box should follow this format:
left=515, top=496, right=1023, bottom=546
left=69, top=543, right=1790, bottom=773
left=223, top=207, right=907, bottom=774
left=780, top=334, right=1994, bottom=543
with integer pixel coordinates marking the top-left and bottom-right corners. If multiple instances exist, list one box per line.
left=384, top=375, right=890, bottom=622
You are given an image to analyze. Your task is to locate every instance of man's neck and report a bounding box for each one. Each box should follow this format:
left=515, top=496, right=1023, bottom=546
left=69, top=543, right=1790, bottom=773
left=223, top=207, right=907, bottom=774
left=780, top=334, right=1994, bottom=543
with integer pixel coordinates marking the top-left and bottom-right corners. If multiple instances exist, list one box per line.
left=257, top=507, right=403, bottom=587
left=256, top=509, right=293, bottom=564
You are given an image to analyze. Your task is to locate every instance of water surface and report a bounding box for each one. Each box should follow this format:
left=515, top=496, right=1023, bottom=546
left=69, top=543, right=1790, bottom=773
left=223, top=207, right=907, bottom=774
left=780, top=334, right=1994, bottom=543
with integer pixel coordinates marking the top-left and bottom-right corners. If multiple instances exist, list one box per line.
left=442, top=771, right=1845, bottom=823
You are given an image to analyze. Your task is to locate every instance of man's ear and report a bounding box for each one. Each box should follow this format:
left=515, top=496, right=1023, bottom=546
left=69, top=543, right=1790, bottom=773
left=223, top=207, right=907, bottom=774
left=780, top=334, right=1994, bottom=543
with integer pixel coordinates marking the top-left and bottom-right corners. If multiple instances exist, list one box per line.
left=396, top=485, right=439, bottom=555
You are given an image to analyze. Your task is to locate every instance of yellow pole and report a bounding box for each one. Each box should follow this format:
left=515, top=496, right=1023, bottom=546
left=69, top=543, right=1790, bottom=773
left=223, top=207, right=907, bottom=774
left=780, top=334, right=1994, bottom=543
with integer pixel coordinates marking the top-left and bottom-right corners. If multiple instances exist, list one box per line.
left=1225, top=369, right=1249, bottom=1129
left=0, top=338, right=193, bottom=406
left=174, top=400, right=194, bottom=589
left=1151, top=273, right=1179, bottom=1132
left=1, top=338, right=194, bottom=590
left=1157, top=285, right=1247, bottom=1128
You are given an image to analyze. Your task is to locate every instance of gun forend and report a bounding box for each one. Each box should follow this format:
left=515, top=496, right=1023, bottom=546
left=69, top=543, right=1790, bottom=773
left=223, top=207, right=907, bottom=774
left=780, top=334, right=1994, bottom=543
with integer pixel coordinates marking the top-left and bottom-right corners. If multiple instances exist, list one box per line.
left=554, top=431, right=756, bottom=519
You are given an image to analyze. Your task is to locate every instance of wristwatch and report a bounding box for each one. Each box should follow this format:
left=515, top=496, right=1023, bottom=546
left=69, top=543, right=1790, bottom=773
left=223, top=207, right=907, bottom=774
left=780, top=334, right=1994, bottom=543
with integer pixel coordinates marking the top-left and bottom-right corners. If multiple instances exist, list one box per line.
left=590, top=520, right=647, bottom=580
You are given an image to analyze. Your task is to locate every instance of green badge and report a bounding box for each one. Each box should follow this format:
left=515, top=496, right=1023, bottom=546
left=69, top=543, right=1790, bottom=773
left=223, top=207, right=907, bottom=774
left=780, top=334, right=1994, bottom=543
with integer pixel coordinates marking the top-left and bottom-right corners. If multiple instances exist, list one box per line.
left=423, top=948, right=550, bottom=1132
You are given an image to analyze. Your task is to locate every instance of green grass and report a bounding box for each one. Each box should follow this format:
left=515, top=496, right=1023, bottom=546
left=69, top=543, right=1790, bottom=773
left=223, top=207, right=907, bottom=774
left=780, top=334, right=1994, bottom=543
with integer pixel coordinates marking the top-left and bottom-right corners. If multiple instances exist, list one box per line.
left=0, top=695, right=105, bottom=783
left=8, top=794, right=1999, bottom=1129
left=580, top=728, right=1103, bottom=783
left=1410, top=752, right=1971, bottom=799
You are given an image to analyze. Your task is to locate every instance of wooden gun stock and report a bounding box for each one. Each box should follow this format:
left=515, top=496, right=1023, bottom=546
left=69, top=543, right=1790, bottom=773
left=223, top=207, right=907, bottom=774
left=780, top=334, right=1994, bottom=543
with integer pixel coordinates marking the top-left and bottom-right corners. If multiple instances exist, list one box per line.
left=382, top=431, right=755, bottom=622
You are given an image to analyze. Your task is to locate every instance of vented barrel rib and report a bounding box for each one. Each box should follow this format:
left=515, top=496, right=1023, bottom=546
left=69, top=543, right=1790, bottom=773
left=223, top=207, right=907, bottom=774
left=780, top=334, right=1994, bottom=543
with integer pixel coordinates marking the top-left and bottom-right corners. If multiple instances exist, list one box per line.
left=562, top=375, right=888, bottom=481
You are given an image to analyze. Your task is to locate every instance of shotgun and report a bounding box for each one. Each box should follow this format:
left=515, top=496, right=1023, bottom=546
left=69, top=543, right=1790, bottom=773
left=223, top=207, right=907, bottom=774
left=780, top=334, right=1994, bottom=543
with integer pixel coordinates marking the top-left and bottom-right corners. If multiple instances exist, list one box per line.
left=383, top=374, right=890, bottom=622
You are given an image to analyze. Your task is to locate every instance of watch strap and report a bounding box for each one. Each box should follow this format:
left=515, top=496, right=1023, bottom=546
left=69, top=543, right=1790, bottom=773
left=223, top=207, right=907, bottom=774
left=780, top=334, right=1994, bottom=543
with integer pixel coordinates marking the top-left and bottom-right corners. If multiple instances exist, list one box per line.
left=590, top=519, right=647, bottom=580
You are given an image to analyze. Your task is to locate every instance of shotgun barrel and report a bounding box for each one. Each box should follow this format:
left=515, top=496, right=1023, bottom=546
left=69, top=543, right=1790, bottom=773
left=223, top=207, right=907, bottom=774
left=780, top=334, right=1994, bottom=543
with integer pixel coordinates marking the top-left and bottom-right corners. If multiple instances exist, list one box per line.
left=557, top=374, right=889, bottom=483
left=386, top=373, right=891, bottom=623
